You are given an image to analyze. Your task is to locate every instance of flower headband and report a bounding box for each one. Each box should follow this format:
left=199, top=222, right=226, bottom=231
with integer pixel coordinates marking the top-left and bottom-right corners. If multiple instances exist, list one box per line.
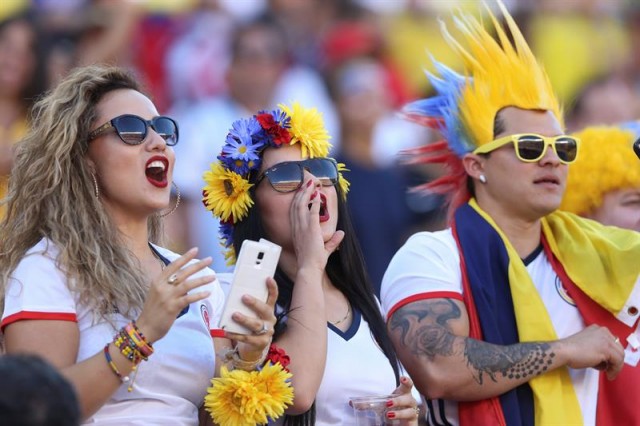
left=202, top=102, right=350, bottom=264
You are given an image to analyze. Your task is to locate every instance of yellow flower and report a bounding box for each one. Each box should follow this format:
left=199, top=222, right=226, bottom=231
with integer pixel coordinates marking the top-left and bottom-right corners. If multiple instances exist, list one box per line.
left=337, top=162, right=350, bottom=199
left=279, top=102, right=331, bottom=158
left=205, top=364, right=294, bottom=426
left=203, top=163, right=254, bottom=222
left=223, top=246, right=237, bottom=267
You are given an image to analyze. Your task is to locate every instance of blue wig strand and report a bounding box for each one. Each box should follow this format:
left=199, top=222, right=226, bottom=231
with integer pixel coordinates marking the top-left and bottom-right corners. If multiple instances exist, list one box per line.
left=403, top=59, right=475, bottom=157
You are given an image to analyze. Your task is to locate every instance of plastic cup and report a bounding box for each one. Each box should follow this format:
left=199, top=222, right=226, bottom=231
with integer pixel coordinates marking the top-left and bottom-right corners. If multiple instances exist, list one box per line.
left=349, top=395, right=399, bottom=425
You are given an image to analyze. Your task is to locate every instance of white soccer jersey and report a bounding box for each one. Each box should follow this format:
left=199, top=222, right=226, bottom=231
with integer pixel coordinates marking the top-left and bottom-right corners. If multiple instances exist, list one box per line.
left=381, top=230, right=599, bottom=426
left=2, top=239, right=225, bottom=426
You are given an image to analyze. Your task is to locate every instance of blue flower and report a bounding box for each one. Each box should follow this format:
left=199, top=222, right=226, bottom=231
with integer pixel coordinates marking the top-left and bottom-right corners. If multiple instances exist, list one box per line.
left=219, top=221, right=234, bottom=248
left=222, top=118, right=265, bottom=163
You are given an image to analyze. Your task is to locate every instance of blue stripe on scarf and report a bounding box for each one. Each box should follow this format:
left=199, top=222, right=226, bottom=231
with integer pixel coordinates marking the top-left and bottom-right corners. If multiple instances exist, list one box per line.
left=454, top=203, right=534, bottom=426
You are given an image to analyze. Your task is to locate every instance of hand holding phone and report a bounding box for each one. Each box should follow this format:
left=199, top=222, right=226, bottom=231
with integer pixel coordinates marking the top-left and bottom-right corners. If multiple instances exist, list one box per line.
left=218, top=239, right=281, bottom=335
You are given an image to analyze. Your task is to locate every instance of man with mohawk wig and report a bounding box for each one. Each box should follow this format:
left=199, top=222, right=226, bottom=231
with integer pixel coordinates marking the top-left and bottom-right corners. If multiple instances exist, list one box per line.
left=381, top=1, right=640, bottom=425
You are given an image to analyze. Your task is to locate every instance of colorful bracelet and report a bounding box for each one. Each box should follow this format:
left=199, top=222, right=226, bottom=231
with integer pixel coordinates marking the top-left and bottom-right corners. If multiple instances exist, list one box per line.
left=110, top=321, right=154, bottom=393
left=222, top=345, right=269, bottom=371
left=103, top=344, right=130, bottom=384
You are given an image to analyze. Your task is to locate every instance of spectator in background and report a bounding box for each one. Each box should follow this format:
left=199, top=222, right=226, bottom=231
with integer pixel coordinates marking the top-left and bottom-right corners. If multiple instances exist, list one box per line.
left=0, top=354, right=80, bottom=426
left=527, top=0, right=630, bottom=104
left=164, top=0, right=235, bottom=107
left=560, top=125, right=640, bottom=231
left=328, top=57, right=429, bottom=294
left=565, top=74, right=640, bottom=133
left=0, top=11, right=46, bottom=220
left=169, top=15, right=337, bottom=269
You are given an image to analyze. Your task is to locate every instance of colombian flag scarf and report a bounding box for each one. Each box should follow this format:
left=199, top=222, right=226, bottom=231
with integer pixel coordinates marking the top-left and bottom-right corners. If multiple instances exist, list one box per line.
left=452, top=199, right=640, bottom=426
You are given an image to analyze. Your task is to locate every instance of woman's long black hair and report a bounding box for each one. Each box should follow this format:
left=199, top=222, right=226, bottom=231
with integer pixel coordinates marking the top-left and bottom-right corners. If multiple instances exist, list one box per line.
left=233, top=178, right=401, bottom=425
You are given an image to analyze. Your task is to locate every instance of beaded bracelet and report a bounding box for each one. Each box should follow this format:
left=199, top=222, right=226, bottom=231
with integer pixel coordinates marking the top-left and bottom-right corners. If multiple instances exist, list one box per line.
left=103, top=344, right=130, bottom=384
left=109, top=321, right=154, bottom=392
left=221, top=345, right=269, bottom=371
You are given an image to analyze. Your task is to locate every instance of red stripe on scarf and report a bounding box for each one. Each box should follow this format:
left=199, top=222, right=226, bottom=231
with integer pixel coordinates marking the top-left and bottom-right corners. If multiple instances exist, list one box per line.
left=452, top=220, right=508, bottom=426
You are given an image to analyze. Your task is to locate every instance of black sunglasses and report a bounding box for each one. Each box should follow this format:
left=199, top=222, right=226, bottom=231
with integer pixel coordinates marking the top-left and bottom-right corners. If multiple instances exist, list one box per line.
left=88, top=114, right=179, bottom=146
left=634, top=137, right=640, bottom=160
left=255, top=158, right=339, bottom=193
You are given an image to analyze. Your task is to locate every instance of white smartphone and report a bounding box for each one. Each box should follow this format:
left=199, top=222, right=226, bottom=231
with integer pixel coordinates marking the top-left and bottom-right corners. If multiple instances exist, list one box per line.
left=218, top=238, right=281, bottom=335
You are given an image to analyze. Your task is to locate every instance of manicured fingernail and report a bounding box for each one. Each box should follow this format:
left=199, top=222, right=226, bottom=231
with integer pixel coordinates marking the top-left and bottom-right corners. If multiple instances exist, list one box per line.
left=386, top=400, right=393, bottom=407
left=387, top=412, right=396, bottom=419
left=306, top=179, right=313, bottom=187
left=401, top=377, right=407, bottom=383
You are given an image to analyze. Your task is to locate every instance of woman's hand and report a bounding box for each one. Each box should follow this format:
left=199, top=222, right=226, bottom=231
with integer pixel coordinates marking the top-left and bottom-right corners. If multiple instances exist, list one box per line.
left=386, top=376, right=421, bottom=425
left=224, top=277, right=279, bottom=362
left=290, top=177, right=344, bottom=272
left=136, top=247, right=215, bottom=343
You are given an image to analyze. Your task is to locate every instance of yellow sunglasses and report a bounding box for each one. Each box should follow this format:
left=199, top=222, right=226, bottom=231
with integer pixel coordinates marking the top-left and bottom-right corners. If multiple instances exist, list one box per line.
left=473, top=133, right=580, bottom=164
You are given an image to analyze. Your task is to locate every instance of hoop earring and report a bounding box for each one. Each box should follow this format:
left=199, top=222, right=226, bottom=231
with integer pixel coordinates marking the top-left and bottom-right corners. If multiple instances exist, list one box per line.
left=479, top=174, right=487, bottom=184
left=91, top=172, right=100, bottom=199
left=159, top=181, right=181, bottom=218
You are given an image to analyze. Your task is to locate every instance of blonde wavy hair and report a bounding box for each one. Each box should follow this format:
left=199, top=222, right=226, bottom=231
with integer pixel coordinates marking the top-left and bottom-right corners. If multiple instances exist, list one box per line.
left=560, top=126, right=640, bottom=215
left=0, top=65, right=163, bottom=319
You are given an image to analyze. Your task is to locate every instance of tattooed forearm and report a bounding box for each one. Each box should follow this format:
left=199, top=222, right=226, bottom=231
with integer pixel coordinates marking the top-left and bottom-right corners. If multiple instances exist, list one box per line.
left=389, top=299, right=462, bottom=360
left=389, top=299, right=557, bottom=386
left=464, top=340, right=555, bottom=384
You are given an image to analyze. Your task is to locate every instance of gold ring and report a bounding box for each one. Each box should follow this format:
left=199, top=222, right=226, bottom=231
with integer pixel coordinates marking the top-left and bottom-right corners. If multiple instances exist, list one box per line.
left=168, top=273, right=179, bottom=285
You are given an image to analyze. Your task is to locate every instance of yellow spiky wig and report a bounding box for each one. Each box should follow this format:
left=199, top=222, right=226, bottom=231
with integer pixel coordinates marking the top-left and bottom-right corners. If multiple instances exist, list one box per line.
left=560, top=126, right=640, bottom=215
left=403, top=0, right=563, bottom=214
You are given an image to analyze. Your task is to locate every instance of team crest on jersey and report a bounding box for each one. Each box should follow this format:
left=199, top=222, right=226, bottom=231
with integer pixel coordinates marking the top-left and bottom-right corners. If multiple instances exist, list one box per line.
left=200, top=304, right=210, bottom=329
left=555, top=276, right=576, bottom=306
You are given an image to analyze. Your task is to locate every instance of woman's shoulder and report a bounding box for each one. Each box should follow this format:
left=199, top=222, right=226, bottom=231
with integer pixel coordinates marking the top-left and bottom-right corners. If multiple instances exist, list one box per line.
left=18, top=238, right=60, bottom=267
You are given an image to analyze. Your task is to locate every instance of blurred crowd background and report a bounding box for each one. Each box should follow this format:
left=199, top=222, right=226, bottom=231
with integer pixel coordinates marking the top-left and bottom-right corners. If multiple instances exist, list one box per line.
left=1, top=0, right=639, bottom=292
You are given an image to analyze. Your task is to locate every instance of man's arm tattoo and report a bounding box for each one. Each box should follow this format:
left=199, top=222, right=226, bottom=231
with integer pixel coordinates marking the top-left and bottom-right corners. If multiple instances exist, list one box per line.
left=389, top=299, right=461, bottom=360
left=389, top=299, right=556, bottom=384
left=464, top=340, right=554, bottom=384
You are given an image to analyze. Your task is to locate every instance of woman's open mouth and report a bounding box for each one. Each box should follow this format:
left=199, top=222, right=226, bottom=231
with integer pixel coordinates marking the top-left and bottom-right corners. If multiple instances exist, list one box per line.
left=145, top=156, right=169, bottom=188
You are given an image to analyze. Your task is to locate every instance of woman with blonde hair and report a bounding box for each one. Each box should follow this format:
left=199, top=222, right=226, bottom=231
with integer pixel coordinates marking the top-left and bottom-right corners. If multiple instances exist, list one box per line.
left=0, top=65, right=277, bottom=425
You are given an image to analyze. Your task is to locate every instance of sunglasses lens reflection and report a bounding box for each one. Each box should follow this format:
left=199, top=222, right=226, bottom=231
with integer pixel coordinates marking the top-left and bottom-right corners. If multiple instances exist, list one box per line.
left=516, top=136, right=545, bottom=161
left=153, top=117, right=179, bottom=145
left=307, top=159, right=338, bottom=186
left=268, top=162, right=303, bottom=192
left=554, top=137, right=578, bottom=162
left=113, top=115, right=147, bottom=144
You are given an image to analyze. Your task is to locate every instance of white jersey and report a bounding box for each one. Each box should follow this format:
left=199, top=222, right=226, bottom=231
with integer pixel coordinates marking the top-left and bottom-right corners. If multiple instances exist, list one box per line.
left=381, top=230, right=599, bottom=426
left=2, top=239, right=225, bottom=426
left=215, top=273, right=401, bottom=425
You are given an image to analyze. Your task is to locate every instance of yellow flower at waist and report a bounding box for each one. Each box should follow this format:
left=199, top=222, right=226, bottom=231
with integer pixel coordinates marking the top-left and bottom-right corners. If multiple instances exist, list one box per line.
left=203, top=163, right=254, bottom=223
left=205, top=363, right=294, bottom=426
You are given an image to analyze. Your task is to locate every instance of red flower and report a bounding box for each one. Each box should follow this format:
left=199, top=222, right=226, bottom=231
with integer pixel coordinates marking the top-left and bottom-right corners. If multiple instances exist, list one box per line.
left=257, top=113, right=291, bottom=146
left=266, top=344, right=291, bottom=371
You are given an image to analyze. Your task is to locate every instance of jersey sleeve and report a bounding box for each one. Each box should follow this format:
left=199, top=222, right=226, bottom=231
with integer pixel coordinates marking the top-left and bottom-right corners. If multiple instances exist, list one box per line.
left=2, top=246, right=77, bottom=330
left=380, top=230, right=463, bottom=321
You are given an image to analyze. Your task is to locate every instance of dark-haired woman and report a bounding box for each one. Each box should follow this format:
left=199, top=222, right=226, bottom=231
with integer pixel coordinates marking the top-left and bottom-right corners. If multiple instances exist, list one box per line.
left=203, top=103, right=420, bottom=425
